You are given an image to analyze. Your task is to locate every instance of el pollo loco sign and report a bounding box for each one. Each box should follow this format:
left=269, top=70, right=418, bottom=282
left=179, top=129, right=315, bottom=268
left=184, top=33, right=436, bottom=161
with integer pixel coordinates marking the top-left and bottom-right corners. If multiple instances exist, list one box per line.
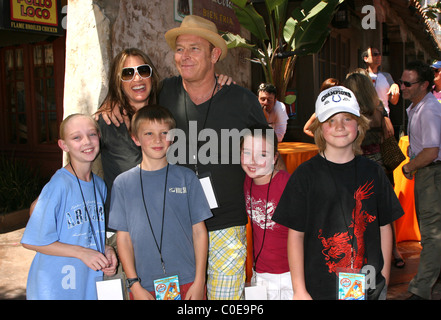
left=11, top=0, right=58, bottom=26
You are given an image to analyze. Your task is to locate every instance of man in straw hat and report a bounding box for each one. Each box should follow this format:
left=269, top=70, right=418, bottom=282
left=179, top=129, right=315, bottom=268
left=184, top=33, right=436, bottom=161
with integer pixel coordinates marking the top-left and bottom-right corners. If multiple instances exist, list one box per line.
left=160, top=15, right=267, bottom=300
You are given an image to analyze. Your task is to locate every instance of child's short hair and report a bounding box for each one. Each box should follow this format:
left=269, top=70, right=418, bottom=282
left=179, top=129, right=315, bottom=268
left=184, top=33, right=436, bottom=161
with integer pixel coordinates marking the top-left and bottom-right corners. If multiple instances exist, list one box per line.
left=59, top=113, right=100, bottom=140
left=130, top=105, right=176, bottom=137
left=240, top=124, right=278, bottom=155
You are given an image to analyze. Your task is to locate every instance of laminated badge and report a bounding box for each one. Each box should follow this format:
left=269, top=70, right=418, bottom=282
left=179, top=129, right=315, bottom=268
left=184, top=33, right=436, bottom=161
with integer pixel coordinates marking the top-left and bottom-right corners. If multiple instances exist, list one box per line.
left=154, top=275, right=181, bottom=300
left=338, top=272, right=366, bottom=300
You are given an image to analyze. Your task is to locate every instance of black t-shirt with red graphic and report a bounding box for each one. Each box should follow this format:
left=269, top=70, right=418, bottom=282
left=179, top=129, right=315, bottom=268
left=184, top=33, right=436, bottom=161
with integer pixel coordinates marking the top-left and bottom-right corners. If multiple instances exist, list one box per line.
left=272, top=154, right=404, bottom=300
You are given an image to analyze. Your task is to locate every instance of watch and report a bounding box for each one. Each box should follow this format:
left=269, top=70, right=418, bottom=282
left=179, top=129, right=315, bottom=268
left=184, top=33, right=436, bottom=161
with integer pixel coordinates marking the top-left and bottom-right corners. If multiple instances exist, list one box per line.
left=402, top=166, right=411, bottom=175
left=126, top=277, right=140, bottom=288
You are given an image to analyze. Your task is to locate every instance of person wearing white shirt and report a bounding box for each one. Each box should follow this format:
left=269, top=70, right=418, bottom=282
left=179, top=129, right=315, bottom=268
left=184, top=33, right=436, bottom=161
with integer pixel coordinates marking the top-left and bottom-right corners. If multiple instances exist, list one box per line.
left=257, top=83, right=289, bottom=142
left=362, top=47, right=400, bottom=116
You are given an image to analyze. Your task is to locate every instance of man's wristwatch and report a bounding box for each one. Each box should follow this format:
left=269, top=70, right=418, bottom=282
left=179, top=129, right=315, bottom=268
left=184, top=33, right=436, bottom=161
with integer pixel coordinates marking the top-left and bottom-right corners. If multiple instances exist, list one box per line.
left=126, top=277, right=141, bottom=288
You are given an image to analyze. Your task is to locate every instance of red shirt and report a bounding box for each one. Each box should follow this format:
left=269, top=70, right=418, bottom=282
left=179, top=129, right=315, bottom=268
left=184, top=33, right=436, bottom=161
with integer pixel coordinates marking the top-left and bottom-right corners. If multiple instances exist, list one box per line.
left=244, top=170, right=290, bottom=274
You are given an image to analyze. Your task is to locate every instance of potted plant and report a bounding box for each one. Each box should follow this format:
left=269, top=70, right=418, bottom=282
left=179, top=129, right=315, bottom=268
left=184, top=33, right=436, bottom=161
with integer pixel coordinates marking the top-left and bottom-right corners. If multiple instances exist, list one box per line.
left=223, top=0, right=344, bottom=105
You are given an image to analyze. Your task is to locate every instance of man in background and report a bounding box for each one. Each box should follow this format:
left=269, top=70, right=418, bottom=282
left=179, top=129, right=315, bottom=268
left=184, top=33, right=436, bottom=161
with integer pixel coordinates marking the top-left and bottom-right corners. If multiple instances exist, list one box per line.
left=400, top=61, right=441, bottom=300
left=257, top=83, right=289, bottom=142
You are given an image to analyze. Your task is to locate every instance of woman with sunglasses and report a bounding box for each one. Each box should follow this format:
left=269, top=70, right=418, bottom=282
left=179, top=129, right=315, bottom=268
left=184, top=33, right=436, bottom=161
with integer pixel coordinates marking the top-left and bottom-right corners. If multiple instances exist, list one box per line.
left=96, top=49, right=161, bottom=218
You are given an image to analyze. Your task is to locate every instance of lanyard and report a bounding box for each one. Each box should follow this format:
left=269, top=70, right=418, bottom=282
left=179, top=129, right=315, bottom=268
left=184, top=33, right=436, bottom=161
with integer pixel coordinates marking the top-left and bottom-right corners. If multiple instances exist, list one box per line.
left=322, top=153, right=357, bottom=270
left=184, top=75, right=218, bottom=176
left=139, top=163, right=169, bottom=275
left=70, top=164, right=104, bottom=255
left=249, top=170, right=274, bottom=270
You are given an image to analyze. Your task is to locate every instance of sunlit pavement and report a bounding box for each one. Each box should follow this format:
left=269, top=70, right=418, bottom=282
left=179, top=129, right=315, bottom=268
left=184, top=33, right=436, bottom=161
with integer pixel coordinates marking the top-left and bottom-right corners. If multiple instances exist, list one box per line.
left=1, top=228, right=440, bottom=300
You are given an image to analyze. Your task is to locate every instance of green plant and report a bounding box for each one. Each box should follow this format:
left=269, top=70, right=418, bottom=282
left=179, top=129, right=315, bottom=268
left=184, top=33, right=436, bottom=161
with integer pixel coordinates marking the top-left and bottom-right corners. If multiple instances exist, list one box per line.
left=0, top=155, right=45, bottom=214
left=223, top=0, right=343, bottom=103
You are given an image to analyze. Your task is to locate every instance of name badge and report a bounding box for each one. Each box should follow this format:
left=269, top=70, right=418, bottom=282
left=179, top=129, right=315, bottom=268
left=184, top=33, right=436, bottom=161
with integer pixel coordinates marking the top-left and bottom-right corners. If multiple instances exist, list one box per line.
left=338, top=272, right=366, bottom=300
left=245, top=271, right=267, bottom=300
left=245, top=286, right=267, bottom=300
left=96, top=275, right=124, bottom=300
left=154, top=275, right=181, bottom=300
left=198, top=172, right=219, bottom=209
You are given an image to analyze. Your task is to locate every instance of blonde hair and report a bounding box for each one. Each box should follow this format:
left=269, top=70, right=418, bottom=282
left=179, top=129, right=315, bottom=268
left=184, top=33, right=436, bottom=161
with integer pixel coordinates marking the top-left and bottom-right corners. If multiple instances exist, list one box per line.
left=309, top=113, right=370, bottom=155
left=59, top=113, right=100, bottom=140
left=59, top=114, right=100, bottom=163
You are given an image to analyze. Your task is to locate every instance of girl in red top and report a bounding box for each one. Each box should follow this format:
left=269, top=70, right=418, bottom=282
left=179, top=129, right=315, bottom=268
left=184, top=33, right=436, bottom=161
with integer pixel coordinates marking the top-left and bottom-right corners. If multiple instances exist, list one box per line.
left=241, top=124, right=292, bottom=299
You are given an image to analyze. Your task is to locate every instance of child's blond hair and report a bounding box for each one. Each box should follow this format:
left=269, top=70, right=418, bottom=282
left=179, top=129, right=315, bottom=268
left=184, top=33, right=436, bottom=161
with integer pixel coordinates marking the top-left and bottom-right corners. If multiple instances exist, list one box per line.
left=309, top=113, right=370, bottom=155
left=59, top=113, right=100, bottom=163
left=59, top=113, right=100, bottom=140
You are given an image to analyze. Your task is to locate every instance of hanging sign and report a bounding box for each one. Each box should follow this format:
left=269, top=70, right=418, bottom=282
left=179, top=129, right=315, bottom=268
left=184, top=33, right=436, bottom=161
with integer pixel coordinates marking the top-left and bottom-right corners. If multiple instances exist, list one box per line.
left=193, top=0, right=240, bottom=33
left=0, top=0, right=64, bottom=35
left=174, top=0, right=240, bottom=34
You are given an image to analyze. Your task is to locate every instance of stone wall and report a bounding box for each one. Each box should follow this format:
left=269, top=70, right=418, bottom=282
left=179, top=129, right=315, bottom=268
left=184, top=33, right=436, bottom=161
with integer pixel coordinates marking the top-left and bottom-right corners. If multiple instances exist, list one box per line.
left=63, top=0, right=111, bottom=117
left=63, top=0, right=252, bottom=119
left=62, top=0, right=252, bottom=169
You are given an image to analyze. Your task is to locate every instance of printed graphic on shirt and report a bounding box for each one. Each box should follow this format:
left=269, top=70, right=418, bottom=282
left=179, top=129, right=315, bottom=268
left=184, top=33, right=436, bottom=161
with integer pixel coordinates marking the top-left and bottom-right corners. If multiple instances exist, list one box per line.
left=66, top=203, right=104, bottom=228
left=318, top=181, right=377, bottom=274
left=65, top=202, right=105, bottom=249
left=168, top=187, right=187, bottom=194
left=245, top=193, right=278, bottom=230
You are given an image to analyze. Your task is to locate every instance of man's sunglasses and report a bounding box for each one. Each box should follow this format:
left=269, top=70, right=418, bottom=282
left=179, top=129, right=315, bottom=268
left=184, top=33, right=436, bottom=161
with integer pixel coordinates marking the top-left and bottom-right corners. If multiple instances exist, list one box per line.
left=121, top=64, right=152, bottom=82
left=398, top=79, right=420, bottom=88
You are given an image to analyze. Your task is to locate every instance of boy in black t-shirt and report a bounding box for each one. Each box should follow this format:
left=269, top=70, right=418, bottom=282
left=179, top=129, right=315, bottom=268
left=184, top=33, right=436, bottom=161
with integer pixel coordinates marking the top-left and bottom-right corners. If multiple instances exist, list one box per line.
left=272, top=86, right=404, bottom=300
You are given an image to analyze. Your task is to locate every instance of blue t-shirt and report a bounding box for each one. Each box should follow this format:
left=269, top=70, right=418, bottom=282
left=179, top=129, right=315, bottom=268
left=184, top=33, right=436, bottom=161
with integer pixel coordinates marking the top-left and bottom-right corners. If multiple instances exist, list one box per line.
left=108, top=164, right=212, bottom=291
left=21, top=168, right=107, bottom=300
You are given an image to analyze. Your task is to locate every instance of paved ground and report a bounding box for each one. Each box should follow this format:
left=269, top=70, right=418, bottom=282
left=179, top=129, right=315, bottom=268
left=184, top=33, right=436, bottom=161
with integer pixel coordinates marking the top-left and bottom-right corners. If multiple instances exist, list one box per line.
left=0, top=228, right=31, bottom=299
left=1, top=227, right=440, bottom=300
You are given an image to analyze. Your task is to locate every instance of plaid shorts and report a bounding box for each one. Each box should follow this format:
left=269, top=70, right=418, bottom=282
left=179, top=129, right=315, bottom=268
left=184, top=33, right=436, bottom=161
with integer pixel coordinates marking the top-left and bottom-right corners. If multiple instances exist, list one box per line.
left=206, top=226, right=247, bottom=300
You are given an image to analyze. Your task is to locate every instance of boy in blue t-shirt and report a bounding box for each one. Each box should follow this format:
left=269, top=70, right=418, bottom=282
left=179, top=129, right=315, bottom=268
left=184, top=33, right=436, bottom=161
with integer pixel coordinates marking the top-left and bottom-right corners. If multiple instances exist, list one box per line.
left=108, top=105, right=212, bottom=300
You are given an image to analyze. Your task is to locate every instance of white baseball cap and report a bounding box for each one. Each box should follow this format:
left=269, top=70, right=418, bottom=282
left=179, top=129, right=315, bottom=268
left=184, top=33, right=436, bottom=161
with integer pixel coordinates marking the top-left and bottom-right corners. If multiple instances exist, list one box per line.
left=315, top=86, right=360, bottom=122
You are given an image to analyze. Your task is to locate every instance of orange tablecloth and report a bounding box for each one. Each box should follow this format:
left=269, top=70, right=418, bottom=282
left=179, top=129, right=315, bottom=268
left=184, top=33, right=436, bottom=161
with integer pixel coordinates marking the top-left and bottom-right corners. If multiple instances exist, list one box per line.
left=277, top=141, right=319, bottom=174
left=393, top=136, right=421, bottom=242
left=246, top=142, right=319, bottom=282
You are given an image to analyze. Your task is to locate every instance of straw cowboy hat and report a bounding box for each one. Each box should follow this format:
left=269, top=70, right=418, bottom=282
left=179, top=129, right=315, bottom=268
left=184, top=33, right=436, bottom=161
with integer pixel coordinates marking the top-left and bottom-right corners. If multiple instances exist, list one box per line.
left=165, top=15, right=228, bottom=61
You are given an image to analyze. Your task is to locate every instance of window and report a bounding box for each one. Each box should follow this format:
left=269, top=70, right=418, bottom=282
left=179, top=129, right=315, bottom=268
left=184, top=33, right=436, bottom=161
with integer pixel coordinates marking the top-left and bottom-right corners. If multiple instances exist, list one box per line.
left=1, top=38, right=65, bottom=176
left=4, top=47, right=27, bottom=144
left=2, top=42, right=63, bottom=148
left=318, top=33, right=350, bottom=85
left=33, top=44, right=58, bottom=144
